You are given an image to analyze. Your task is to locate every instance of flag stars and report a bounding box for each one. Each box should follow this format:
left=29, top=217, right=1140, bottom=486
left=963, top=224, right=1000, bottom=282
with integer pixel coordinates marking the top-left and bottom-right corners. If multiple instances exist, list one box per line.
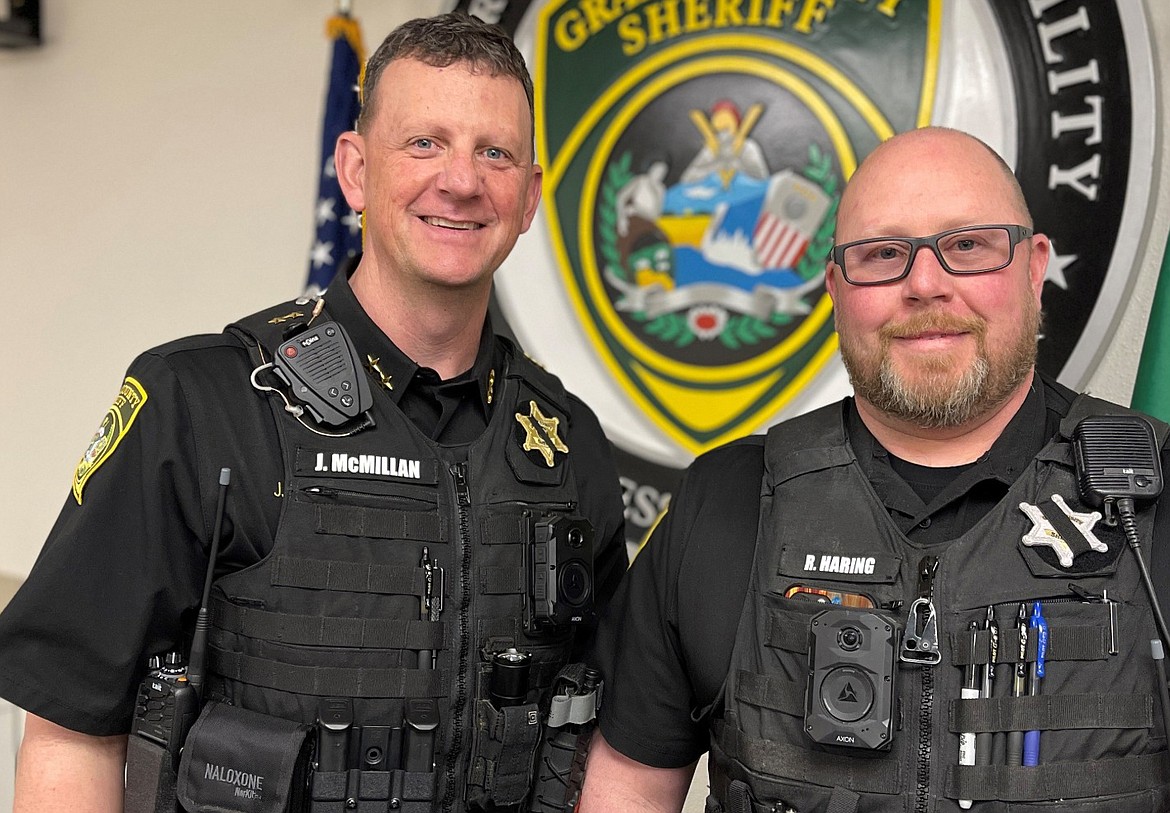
left=309, top=240, right=335, bottom=269
left=342, top=209, right=361, bottom=236
left=323, top=155, right=338, bottom=179
left=316, top=197, right=338, bottom=226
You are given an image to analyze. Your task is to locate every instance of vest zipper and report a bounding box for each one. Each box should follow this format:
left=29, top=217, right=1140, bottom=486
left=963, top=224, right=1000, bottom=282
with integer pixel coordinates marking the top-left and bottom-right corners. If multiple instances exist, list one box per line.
left=910, top=554, right=939, bottom=813
left=442, top=462, right=473, bottom=813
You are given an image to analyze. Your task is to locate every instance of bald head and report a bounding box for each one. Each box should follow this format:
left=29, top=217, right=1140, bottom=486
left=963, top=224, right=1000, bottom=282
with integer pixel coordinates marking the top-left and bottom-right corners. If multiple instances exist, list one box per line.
left=836, top=128, right=1032, bottom=243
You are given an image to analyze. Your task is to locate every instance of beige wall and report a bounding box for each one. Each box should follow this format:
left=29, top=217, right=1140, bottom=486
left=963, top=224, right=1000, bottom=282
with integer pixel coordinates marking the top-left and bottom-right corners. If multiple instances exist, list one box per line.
left=0, top=2, right=442, bottom=581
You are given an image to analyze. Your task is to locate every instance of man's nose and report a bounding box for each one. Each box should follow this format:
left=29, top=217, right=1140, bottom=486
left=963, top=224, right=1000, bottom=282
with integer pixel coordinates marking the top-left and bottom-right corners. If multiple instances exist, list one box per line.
left=438, top=151, right=481, bottom=197
left=903, top=243, right=954, bottom=299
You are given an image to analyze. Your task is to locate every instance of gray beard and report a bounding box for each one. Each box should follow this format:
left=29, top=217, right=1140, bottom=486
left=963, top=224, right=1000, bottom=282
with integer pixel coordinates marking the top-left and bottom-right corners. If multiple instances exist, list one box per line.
left=870, top=355, right=992, bottom=429
left=841, top=313, right=1039, bottom=429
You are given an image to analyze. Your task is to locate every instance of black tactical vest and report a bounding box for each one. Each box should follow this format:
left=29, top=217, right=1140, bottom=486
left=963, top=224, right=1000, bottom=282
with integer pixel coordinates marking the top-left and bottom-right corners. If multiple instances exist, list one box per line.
left=709, top=396, right=1170, bottom=813
left=202, top=302, right=586, bottom=813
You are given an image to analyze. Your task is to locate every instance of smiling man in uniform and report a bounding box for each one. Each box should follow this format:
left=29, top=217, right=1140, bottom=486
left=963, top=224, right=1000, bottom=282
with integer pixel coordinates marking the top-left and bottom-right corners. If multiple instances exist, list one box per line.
left=580, top=127, right=1170, bottom=813
left=1, top=13, right=625, bottom=812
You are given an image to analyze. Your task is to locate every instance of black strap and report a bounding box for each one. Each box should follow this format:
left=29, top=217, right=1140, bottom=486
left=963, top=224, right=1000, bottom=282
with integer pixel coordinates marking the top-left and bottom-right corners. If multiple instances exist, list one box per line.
left=315, top=503, right=442, bottom=542
left=480, top=565, right=525, bottom=595
left=482, top=513, right=528, bottom=545
left=209, top=647, right=446, bottom=698
left=950, top=624, right=1108, bottom=665
left=734, top=670, right=805, bottom=717
left=311, top=769, right=435, bottom=804
left=271, top=555, right=426, bottom=596
left=950, top=692, right=1152, bottom=733
left=716, top=721, right=900, bottom=794
left=765, top=610, right=810, bottom=654
left=212, top=596, right=444, bottom=650
left=1037, top=497, right=1094, bottom=556
left=947, top=751, right=1170, bottom=801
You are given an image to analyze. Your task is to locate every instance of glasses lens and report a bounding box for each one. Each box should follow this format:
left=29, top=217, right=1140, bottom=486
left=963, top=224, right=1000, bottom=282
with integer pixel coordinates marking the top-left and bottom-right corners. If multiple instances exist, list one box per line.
left=842, top=239, right=913, bottom=284
left=937, top=227, right=1012, bottom=273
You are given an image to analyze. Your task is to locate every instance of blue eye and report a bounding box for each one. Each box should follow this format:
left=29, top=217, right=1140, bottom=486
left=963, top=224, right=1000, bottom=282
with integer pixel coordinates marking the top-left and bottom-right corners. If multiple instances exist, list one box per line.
left=414, top=138, right=434, bottom=150
left=484, top=147, right=505, bottom=160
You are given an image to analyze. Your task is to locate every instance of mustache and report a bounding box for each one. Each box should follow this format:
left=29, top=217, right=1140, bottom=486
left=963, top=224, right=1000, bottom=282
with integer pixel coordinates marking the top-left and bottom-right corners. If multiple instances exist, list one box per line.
left=878, top=312, right=986, bottom=342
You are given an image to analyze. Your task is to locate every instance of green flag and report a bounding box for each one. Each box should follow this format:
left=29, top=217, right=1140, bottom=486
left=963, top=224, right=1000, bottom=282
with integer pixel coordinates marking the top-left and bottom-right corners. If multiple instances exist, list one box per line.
left=1132, top=238, right=1170, bottom=422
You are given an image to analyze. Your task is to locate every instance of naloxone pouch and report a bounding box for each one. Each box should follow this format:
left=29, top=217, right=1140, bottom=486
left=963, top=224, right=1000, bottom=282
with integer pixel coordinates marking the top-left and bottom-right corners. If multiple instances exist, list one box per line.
left=177, top=701, right=312, bottom=813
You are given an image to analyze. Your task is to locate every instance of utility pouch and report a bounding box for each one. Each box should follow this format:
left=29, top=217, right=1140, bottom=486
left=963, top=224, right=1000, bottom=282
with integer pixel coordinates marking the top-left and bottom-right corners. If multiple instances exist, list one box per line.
left=466, top=699, right=542, bottom=808
left=176, top=701, right=312, bottom=813
left=527, top=663, right=601, bottom=813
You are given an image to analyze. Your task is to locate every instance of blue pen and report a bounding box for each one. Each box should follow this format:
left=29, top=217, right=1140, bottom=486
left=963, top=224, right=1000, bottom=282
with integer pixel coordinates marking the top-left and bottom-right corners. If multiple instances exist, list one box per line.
left=1023, top=601, right=1048, bottom=766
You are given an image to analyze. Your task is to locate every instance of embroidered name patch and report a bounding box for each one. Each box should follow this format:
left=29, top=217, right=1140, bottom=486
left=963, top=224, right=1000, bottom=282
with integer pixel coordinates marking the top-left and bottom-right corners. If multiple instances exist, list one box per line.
left=73, top=377, right=148, bottom=504
left=295, top=449, right=438, bottom=484
left=778, top=547, right=900, bottom=584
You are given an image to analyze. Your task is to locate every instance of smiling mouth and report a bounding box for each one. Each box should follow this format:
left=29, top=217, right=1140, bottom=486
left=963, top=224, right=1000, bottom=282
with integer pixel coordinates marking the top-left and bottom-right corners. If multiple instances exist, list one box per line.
left=422, top=216, right=483, bottom=230
left=899, top=331, right=965, bottom=341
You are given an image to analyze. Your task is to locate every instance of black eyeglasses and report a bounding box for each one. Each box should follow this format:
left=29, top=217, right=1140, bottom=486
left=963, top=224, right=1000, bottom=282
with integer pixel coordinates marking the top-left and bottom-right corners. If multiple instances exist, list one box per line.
left=831, top=224, right=1034, bottom=286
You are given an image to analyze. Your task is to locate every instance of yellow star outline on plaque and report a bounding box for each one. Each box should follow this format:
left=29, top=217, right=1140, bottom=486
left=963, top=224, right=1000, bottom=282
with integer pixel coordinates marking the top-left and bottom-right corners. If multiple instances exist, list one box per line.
left=365, top=355, right=393, bottom=391
left=515, top=400, right=569, bottom=467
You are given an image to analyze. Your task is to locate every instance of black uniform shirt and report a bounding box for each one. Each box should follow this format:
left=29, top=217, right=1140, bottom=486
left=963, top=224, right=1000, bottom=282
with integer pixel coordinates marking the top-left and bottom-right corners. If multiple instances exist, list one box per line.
left=593, top=374, right=1170, bottom=768
left=0, top=270, right=627, bottom=735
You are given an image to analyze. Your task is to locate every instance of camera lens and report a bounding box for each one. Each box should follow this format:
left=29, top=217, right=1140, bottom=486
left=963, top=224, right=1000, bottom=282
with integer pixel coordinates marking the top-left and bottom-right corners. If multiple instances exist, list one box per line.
left=838, top=627, right=862, bottom=651
left=559, top=560, right=591, bottom=607
left=567, top=527, right=585, bottom=548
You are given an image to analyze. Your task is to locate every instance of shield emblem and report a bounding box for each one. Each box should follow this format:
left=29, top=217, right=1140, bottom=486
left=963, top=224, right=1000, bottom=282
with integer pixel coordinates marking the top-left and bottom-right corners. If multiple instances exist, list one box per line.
left=533, top=0, right=940, bottom=454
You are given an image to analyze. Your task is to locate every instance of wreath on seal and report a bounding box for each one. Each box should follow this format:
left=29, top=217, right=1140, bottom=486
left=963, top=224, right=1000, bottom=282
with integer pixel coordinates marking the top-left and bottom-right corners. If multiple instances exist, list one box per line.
left=598, top=144, right=838, bottom=350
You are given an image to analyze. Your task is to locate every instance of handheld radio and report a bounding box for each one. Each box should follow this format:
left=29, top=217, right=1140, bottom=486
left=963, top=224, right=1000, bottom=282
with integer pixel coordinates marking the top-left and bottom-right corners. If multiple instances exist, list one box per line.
left=128, top=468, right=230, bottom=775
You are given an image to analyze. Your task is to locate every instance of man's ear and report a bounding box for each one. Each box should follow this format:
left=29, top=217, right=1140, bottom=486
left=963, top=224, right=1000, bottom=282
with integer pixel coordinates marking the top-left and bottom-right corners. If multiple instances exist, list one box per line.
left=335, top=131, right=367, bottom=212
left=1027, top=232, right=1051, bottom=304
left=519, top=163, right=543, bottom=234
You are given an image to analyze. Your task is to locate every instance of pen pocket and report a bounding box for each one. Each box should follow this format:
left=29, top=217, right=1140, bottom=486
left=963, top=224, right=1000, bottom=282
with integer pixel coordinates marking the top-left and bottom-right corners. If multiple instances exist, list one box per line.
left=948, top=597, right=1161, bottom=806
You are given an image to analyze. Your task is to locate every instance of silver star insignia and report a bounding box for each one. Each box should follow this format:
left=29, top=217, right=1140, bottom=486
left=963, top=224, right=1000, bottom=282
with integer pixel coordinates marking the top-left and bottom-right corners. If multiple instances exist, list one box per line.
left=1019, top=494, right=1107, bottom=567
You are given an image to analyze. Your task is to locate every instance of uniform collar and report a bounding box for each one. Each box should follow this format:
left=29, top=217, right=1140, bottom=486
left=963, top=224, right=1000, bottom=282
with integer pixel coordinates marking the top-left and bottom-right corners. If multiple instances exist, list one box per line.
left=848, top=374, right=1049, bottom=519
left=321, top=266, right=498, bottom=413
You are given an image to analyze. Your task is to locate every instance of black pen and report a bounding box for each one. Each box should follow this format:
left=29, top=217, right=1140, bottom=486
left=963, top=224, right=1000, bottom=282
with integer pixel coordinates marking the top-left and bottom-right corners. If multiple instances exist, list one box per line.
left=1006, top=602, right=1028, bottom=766
left=975, top=606, right=996, bottom=768
left=959, top=620, right=978, bottom=808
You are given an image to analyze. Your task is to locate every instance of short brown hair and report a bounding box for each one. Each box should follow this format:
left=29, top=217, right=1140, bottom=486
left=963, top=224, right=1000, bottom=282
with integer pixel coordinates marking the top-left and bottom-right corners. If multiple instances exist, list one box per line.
left=357, top=12, right=534, bottom=137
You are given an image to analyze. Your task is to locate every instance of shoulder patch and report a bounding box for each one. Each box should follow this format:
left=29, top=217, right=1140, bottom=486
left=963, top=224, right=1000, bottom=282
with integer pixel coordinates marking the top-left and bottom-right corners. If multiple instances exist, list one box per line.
left=73, top=377, right=148, bottom=504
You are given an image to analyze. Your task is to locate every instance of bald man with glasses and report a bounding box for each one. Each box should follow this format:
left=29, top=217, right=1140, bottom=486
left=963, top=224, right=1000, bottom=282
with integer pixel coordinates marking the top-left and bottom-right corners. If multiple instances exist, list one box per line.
left=579, top=127, right=1170, bottom=813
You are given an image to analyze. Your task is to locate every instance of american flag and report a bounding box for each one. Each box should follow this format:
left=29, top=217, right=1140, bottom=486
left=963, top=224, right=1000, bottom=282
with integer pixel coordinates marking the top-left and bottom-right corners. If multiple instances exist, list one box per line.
left=306, top=14, right=364, bottom=295
left=752, top=171, right=831, bottom=270
left=753, top=214, right=813, bottom=270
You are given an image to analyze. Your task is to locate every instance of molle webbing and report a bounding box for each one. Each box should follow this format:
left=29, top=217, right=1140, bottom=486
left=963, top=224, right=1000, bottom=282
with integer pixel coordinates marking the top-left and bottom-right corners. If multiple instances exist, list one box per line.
left=734, top=670, right=804, bottom=717
left=715, top=721, right=900, bottom=794
left=271, top=555, right=427, bottom=596
left=947, top=751, right=1170, bottom=802
left=950, top=623, right=1111, bottom=666
left=765, top=609, right=812, bottom=653
left=479, top=564, right=525, bottom=594
left=950, top=692, right=1152, bottom=734
left=311, top=768, right=436, bottom=807
left=212, top=595, right=444, bottom=650
left=208, top=648, right=446, bottom=698
left=314, top=503, right=443, bottom=542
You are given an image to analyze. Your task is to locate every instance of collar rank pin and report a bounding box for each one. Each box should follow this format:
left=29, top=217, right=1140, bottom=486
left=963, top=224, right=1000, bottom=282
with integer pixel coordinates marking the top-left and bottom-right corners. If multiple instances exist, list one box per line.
left=1019, top=494, right=1108, bottom=568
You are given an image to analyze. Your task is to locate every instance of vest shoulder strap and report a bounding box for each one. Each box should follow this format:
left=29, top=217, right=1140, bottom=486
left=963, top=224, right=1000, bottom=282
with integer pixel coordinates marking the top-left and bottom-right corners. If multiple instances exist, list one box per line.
left=1059, top=392, right=1170, bottom=448
left=225, top=298, right=317, bottom=364
left=762, top=400, right=856, bottom=483
left=497, top=337, right=569, bottom=411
